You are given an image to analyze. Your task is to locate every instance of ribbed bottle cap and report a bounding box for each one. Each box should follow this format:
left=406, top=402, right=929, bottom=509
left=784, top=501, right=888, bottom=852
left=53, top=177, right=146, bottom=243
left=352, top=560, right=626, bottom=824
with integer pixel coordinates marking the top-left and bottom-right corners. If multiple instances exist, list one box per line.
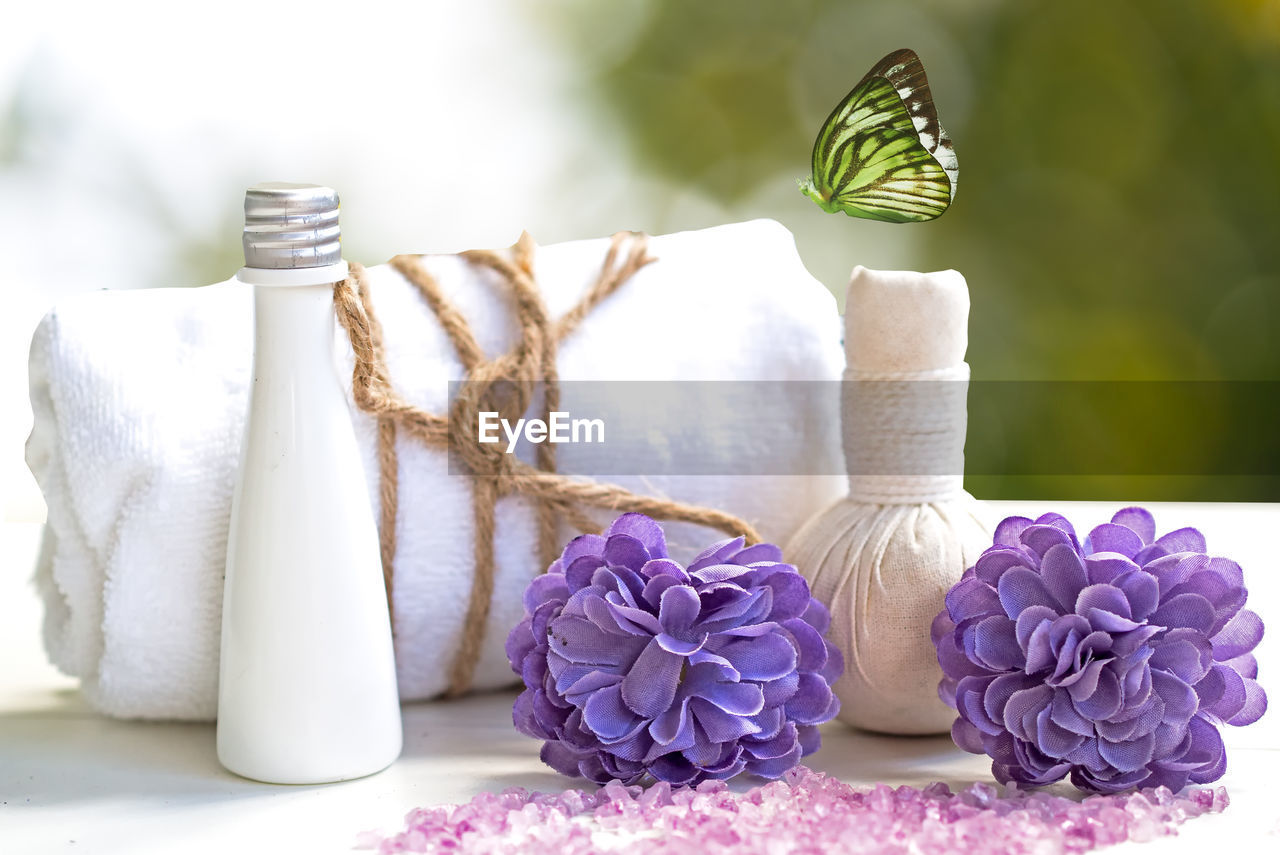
left=242, top=182, right=342, bottom=269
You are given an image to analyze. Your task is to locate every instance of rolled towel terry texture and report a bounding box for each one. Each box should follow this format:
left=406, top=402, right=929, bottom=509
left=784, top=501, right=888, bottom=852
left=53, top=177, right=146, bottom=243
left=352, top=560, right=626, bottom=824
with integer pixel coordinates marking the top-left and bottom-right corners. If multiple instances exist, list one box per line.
left=26, top=220, right=846, bottom=720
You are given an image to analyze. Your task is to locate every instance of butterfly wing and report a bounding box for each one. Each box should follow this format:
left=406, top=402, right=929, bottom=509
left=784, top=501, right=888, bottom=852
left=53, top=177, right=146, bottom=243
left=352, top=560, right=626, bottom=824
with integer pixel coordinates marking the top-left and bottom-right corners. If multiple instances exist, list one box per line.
left=800, top=48, right=957, bottom=223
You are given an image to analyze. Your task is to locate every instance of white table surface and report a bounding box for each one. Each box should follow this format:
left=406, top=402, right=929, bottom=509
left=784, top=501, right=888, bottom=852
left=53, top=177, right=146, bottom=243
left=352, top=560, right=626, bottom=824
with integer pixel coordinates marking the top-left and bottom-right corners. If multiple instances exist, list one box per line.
left=2, top=502, right=1277, bottom=854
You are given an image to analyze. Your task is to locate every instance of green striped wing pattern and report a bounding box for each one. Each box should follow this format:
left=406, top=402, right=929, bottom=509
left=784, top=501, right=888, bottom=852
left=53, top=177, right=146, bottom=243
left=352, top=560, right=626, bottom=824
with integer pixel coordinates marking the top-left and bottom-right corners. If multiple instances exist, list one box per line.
left=799, top=49, right=958, bottom=223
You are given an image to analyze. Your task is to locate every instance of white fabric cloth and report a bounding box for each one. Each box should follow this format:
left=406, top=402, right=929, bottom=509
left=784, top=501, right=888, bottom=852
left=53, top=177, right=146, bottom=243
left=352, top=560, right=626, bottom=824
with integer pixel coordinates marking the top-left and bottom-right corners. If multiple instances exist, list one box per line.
left=26, top=220, right=846, bottom=721
left=786, top=267, right=992, bottom=735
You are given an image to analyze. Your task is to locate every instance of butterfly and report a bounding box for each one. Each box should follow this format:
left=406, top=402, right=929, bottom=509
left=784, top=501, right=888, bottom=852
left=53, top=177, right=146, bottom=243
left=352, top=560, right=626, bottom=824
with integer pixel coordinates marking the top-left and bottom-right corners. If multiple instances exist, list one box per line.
left=799, top=48, right=958, bottom=223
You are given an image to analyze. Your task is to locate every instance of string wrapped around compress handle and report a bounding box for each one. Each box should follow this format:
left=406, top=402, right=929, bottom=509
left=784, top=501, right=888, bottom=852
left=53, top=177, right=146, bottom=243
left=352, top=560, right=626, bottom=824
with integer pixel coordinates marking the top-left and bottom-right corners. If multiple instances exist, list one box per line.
left=787, top=266, right=991, bottom=735
left=842, top=363, right=969, bottom=504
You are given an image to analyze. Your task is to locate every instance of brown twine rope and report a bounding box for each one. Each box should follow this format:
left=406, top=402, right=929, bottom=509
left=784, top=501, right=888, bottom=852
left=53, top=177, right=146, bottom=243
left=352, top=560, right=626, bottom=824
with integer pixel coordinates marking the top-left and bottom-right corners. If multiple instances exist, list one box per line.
left=332, top=232, right=762, bottom=697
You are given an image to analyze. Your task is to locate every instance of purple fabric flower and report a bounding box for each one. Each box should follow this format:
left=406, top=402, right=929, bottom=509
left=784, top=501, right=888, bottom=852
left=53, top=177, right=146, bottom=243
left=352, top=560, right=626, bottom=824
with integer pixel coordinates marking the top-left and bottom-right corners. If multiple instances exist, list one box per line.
left=506, top=513, right=843, bottom=787
left=933, top=507, right=1266, bottom=794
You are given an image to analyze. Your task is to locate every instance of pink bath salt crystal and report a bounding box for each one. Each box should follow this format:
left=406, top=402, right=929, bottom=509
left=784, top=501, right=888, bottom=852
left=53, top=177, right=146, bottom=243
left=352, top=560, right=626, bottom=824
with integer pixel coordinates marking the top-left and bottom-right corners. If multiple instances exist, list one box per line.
left=361, top=766, right=1228, bottom=854
left=639, top=780, right=674, bottom=809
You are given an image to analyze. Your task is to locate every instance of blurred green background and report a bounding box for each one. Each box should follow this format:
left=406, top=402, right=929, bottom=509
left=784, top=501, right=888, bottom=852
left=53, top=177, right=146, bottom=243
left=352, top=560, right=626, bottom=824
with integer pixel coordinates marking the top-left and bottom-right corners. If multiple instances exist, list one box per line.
left=4, top=0, right=1279, bottom=513
left=542, top=0, right=1280, bottom=499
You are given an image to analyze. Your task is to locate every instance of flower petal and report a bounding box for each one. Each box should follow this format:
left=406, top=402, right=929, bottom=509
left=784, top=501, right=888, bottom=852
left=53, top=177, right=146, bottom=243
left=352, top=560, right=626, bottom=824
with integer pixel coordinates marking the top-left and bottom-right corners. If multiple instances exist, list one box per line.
left=690, top=698, right=761, bottom=742
left=656, top=633, right=706, bottom=656
left=1003, top=685, right=1052, bottom=740
left=513, top=690, right=547, bottom=739
left=733, top=542, right=784, bottom=564
left=1153, top=526, right=1207, bottom=555
left=782, top=617, right=829, bottom=672
left=936, top=623, right=987, bottom=683
left=1015, top=604, right=1057, bottom=653
left=801, top=598, right=831, bottom=634
left=549, top=615, right=636, bottom=665
left=742, top=721, right=800, bottom=760
left=1064, top=737, right=1106, bottom=772
left=561, top=533, right=606, bottom=569
left=982, top=672, right=1035, bottom=728
left=621, top=638, right=683, bottom=718
left=1076, top=584, right=1141, bottom=632
left=658, top=584, right=701, bottom=637
left=640, top=573, right=683, bottom=611
left=1184, top=716, right=1227, bottom=784
left=699, top=586, right=765, bottom=628
left=602, top=533, right=651, bottom=572
left=1050, top=689, right=1094, bottom=737
left=1085, top=523, right=1144, bottom=559
left=748, top=705, right=785, bottom=741
left=697, top=680, right=765, bottom=717
left=997, top=567, right=1058, bottom=617
left=760, top=670, right=800, bottom=707
left=583, top=683, right=641, bottom=740
left=1149, top=592, right=1216, bottom=634
left=606, top=513, right=668, bottom=557
left=687, top=648, right=739, bottom=681
left=714, top=620, right=781, bottom=639
left=565, top=554, right=606, bottom=591
left=603, top=598, right=663, bottom=636
left=956, top=675, right=1001, bottom=734
left=640, top=557, right=689, bottom=582
left=971, top=615, right=1025, bottom=671
left=1114, top=570, right=1161, bottom=621
left=974, top=546, right=1035, bottom=585
left=1145, top=553, right=1208, bottom=595
left=689, top=737, right=742, bottom=778
left=1021, top=524, right=1077, bottom=558
left=1083, top=553, right=1141, bottom=586
left=1071, top=667, right=1123, bottom=721
left=1035, top=512, right=1080, bottom=538
left=952, top=718, right=986, bottom=753
left=1110, top=623, right=1162, bottom=658
left=784, top=672, right=837, bottom=725
left=648, top=698, right=693, bottom=748
left=1211, top=608, right=1264, bottom=661
left=1151, top=669, right=1197, bottom=726
left=1228, top=678, right=1268, bottom=726
left=710, top=633, right=797, bottom=682
left=1098, top=733, right=1155, bottom=773
left=1150, top=628, right=1213, bottom=684
left=1202, top=663, right=1248, bottom=720
left=1207, top=556, right=1244, bottom=588
left=1035, top=706, right=1086, bottom=757
left=1111, top=507, right=1156, bottom=544
left=762, top=571, right=812, bottom=621
left=523, top=572, right=569, bottom=614
left=946, top=577, right=1003, bottom=623
left=993, top=516, right=1034, bottom=547
left=744, top=743, right=802, bottom=779
left=540, top=740, right=591, bottom=778
left=1040, top=544, right=1089, bottom=612
left=1022, top=616, right=1057, bottom=675
left=688, top=537, right=746, bottom=572
left=691, top=563, right=754, bottom=584
left=797, top=723, right=821, bottom=757
left=649, top=753, right=700, bottom=785
left=1224, top=651, right=1259, bottom=679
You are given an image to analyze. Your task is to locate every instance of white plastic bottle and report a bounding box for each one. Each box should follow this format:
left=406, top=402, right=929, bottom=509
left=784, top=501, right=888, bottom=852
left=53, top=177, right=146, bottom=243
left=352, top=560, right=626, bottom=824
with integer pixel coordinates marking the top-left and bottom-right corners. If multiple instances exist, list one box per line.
left=217, top=182, right=402, bottom=783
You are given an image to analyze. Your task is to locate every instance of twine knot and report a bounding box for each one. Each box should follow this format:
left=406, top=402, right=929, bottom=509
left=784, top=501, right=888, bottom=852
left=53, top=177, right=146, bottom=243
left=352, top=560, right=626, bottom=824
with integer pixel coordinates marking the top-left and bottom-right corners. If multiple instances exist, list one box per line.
left=333, top=231, right=761, bottom=697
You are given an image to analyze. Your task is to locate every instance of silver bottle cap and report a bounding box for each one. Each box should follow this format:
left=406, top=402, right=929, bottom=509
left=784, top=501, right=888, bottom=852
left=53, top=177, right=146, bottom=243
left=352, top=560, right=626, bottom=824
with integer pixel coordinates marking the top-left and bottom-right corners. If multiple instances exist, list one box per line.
left=242, top=182, right=342, bottom=269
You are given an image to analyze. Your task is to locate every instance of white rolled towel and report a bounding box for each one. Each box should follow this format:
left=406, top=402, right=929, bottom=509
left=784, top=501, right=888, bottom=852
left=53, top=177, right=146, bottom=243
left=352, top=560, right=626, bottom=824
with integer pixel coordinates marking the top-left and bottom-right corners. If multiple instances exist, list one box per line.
left=786, top=267, right=992, bottom=735
left=26, top=219, right=846, bottom=720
